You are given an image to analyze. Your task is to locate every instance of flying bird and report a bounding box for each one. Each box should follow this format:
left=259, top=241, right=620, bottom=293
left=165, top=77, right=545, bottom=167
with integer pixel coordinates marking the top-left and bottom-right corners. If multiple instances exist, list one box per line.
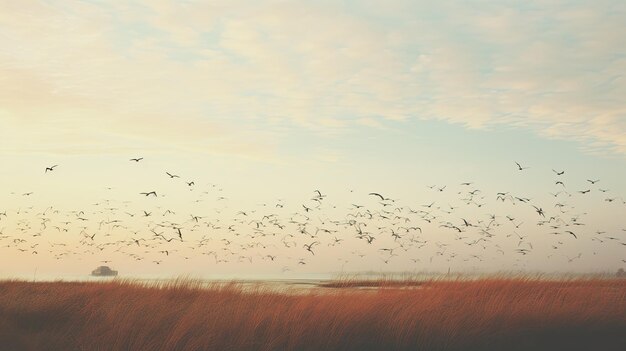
left=45, top=165, right=58, bottom=173
left=515, top=162, right=529, bottom=171
left=130, top=158, right=143, bottom=162
left=303, top=241, right=320, bottom=255
left=369, top=193, right=387, bottom=201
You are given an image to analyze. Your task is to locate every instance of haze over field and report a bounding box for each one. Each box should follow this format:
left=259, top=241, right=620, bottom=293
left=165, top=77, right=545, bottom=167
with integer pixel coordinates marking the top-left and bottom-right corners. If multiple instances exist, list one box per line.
left=1, top=0, right=625, bottom=279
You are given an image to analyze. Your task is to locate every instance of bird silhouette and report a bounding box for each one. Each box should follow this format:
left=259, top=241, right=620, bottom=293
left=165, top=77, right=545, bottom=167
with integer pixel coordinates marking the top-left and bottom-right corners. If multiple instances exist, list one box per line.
left=515, top=162, right=529, bottom=171
left=45, top=165, right=58, bottom=173
left=303, top=241, right=320, bottom=255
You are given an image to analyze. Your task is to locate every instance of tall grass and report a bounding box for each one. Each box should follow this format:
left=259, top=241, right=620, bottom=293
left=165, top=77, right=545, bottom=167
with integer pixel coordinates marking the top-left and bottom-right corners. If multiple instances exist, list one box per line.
left=0, top=277, right=624, bottom=350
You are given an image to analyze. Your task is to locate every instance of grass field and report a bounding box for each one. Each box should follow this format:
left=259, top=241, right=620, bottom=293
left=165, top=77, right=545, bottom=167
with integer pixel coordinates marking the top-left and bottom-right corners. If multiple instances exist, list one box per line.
left=0, top=277, right=624, bottom=351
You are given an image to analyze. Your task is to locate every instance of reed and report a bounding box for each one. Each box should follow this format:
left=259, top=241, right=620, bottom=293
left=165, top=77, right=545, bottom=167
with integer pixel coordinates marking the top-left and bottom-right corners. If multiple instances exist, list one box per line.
left=0, top=277, right=624, bottom=350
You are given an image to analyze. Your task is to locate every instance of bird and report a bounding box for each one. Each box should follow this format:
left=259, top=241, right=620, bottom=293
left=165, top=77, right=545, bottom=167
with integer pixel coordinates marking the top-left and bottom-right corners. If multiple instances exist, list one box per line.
left=587, top=179, right=600, bottom=184
left=567, top=253, right=582, bottom=262
left=303, top=241, right=320, bottom=255
left=532, top=205, right=545, bottom=217
left=515, top=162, right=529, bottom=171
left=140, top=191, right=157, bottom=197
left=186, top=181, right=195, bottom=186
left=130, top=158, right=143, bottom=162
left=166, top=172, right=180, bottom=178
left=176, top=228, right=183, bottom=241
left=45, top=165, right=58, bottom=173
left=369, top=193, right=387, bottom=201
left=565, top=231, right=577, bottom=239
left=552, top=169, right=565, bottom=175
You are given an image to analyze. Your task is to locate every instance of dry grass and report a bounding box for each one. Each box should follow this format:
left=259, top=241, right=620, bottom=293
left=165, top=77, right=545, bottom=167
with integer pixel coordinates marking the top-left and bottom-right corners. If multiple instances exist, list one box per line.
left=0, top=277, right=624, bottom=351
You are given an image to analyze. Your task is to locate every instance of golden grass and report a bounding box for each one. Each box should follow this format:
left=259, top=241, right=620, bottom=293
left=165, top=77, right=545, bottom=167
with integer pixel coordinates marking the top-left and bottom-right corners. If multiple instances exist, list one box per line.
left=0, top=277, right=624, bottom=350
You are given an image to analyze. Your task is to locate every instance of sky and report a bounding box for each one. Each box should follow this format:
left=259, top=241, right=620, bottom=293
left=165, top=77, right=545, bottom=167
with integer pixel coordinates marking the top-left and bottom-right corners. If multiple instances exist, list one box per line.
left=1, top=0, right=625, bottom=280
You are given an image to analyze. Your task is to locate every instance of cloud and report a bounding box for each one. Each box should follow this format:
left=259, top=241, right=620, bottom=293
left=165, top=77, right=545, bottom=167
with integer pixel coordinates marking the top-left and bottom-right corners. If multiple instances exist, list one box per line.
left=0, top=0, right=624, bottom=156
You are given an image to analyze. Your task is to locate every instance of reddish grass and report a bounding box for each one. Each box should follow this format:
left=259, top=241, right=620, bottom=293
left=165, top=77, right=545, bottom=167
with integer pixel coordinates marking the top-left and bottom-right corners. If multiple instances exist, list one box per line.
left=0, top=278, right=624, bottom=351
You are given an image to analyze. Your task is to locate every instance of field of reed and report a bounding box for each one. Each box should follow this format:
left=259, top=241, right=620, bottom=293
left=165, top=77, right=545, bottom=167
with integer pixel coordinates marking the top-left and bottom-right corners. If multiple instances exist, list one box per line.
left=0, top=277, right=624, bottom=350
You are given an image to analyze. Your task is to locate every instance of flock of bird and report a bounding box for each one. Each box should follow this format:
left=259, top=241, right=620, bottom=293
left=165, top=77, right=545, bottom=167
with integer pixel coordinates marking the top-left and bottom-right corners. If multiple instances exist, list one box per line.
left=1, top=159, right=625, bottom=274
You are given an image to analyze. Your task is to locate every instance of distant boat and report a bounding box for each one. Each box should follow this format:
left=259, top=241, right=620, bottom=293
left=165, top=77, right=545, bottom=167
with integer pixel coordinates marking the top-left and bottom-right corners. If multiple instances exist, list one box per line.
left=91, top=266, right=118, bottom=277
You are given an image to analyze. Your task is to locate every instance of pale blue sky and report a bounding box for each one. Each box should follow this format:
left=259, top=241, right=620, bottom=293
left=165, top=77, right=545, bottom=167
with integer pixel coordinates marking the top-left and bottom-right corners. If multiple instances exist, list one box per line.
left=0, top=1, right=624, bottom=278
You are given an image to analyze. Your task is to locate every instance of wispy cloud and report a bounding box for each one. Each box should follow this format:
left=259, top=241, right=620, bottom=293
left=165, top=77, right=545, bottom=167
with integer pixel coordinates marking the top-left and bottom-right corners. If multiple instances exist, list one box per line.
left=1, top=0, right=624, bottom=156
